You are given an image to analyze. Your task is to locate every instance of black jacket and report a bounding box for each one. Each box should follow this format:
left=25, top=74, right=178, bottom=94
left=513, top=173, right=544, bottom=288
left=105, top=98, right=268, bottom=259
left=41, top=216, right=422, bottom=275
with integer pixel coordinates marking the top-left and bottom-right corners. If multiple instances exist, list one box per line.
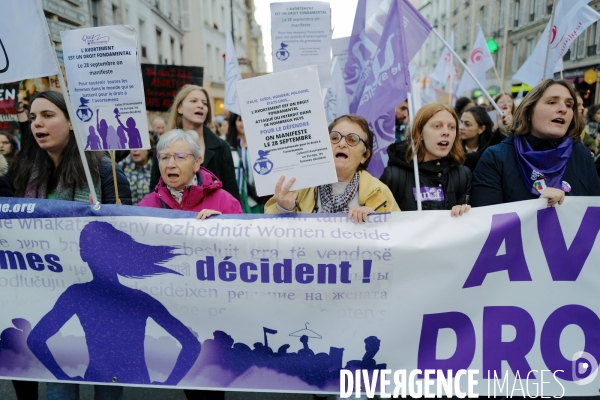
left=380, top=142, right=472, bottom=211
left=150, top=126, right=240, bottom=201
left=472, top=135, right=600, bottom=207
left=99, top=157, right=132, bottom=205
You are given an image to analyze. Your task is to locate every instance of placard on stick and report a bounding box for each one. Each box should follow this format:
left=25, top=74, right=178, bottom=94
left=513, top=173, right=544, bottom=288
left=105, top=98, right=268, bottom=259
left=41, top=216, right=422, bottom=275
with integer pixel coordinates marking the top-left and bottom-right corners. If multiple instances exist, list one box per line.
left=61, top=25, right=150, bottom=151
left=235, top=65, right=337, bottom=197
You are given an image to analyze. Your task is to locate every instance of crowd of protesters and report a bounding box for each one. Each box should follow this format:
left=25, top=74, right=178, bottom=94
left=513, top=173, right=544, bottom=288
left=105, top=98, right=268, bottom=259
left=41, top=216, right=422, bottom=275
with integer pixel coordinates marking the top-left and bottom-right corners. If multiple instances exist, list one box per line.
left=2, top=78, right=600, bottom=399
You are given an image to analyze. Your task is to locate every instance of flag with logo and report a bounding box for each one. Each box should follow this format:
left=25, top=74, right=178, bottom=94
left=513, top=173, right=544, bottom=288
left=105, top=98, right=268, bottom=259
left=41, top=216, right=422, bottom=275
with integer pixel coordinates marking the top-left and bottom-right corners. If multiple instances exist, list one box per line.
left=224, top=31, right=242, bottom=115
left=430, top=32, right=455, bottom=84
left=323, top=56, right=350, bottom=124
left=456, top=25, right=495, bottom=96
left=0, top=0, right=60, bottom=83
left=352, top=0, right=410, bottom=177
left=343, top=0, right=431, bottom=114
left=513, top=0, right=599, bottom=87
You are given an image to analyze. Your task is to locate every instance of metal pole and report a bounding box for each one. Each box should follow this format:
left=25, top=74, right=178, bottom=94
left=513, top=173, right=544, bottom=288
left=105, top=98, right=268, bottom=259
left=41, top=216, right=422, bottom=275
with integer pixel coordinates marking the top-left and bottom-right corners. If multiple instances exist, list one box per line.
left=432, top=28, right=504, bottom=115
left=230, top=0, right=235, bottom=44
left=542, top=1, right=557, bottom=80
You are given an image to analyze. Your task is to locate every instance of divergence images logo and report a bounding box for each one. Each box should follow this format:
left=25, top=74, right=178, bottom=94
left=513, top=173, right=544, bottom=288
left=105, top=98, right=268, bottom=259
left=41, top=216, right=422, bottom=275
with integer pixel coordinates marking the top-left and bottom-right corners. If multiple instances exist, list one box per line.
left=572, top=351, right=598, bottom=385
left=82, top=34, right=110, bottom=46
left=276, top=42, right=290, bottom=61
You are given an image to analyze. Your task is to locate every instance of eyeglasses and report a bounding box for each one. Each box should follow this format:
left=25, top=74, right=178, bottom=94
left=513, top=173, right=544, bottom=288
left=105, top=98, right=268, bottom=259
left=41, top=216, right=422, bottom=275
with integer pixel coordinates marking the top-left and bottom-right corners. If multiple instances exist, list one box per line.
left=157, top=152, right=194, bottom=163
left=329, top=131, right=367, bottom=147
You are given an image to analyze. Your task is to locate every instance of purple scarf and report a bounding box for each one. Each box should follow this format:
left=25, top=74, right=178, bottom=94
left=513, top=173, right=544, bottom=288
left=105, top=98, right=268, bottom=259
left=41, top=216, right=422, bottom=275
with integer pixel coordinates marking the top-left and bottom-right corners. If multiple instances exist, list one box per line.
left=514, top=135, right=573, bottom=196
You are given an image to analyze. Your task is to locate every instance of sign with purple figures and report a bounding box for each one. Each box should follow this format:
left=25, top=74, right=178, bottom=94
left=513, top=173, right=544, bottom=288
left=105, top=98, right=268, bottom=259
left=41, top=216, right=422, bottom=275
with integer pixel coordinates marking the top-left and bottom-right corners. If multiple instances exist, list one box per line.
left=235, top=66, right=337, bottom=197
left=270, top=1, right=331, bottom=88
left=0, top=197, right=598, bottom=396
left=60, top=25, right=150, bottom=151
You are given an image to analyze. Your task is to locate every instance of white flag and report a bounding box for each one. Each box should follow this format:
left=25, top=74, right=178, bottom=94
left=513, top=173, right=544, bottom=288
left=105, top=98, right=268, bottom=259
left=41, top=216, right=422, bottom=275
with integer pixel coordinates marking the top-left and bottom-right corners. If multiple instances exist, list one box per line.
left=224, top=31, right=242, bottom=115
left=513, top=0, right=599, bottom=87
left=430, top=32, right=455, bottom=84
left=455, top=25, right=495, bottom=96
left=0, top=0, right=59, bottom=83
left=323, top=56, right=350, bottom=124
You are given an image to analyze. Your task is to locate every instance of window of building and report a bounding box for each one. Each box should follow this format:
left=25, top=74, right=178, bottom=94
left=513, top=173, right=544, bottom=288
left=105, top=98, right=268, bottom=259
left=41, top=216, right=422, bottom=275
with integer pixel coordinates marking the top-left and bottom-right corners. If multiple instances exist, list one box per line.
left=513, top=0, right=520, bottom=28
left=588, top=22, right=597, bottom=56
left=156, top=29, right=163, bottom=64
left=91, top=0, right=101, bottom=27
left=512, top=42, right=519, bottom=72
left=170, top=37, right=176, bottom=65
left=207, top=44, right=213, bottom=79
left=465, top=15, right=471, bottom=48
left=139, top=19, right=147, bottom=58
left=576, top=33, right=587, bottom=60
left=212, top=0, right=218, bottom=29
left=112, top=4, right=120, bottom=24
left=527, top=38, right=534, bottom=56
left=479, top=6, right=487, bottom=35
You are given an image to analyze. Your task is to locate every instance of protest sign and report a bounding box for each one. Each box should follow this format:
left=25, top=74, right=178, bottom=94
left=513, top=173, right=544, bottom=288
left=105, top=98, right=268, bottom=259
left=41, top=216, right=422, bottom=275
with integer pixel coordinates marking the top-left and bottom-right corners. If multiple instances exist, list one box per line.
left=142, top=64, right=203, bottom=111
left=331, top=37, right=350, bottom=72
left=61, top=25, right=150, bottom=151
left=0, top=82, right=19, bottom=131
left=0, top=197, right=597, bottom=396
left=271, top=1, right=331, bottom=88
left=235, top=66, right=337, bottom=197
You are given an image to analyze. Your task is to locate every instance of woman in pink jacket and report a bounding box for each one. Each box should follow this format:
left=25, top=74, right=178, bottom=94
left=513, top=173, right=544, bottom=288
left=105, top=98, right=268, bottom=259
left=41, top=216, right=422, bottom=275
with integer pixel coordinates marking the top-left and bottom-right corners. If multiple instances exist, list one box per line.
left=138, top=129, right=242, bottom=217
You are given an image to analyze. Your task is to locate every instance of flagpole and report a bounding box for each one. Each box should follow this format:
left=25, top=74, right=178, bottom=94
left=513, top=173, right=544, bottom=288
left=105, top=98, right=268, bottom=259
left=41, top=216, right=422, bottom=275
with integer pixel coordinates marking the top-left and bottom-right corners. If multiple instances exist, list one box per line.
left=406, top=91, right=422, bottom=211
left=51, top=42, right=100, bottom=207
left=432, top=28, right=504, bottom=115
left=543, top=2, right=557, bottom=80
left=499, top=0, right=511, bottom=94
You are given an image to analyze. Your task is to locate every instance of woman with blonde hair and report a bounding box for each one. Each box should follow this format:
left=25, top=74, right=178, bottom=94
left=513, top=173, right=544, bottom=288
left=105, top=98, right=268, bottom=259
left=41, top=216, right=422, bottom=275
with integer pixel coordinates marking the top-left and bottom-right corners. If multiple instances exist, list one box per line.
left=380, top=103, right=472, bottom=216
left=149, top=85, right=239, bottom=201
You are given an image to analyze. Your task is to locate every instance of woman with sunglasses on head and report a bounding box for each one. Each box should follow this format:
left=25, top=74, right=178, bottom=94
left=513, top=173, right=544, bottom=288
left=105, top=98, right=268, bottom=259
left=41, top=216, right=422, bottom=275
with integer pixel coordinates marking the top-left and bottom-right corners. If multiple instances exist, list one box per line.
left=472, top=79, right=600, bottom=207
left=265, top=114, right=399, bottom=222
left=380, top=103, right=472, bottom=217
left=149, top=85, right=240, bottom=202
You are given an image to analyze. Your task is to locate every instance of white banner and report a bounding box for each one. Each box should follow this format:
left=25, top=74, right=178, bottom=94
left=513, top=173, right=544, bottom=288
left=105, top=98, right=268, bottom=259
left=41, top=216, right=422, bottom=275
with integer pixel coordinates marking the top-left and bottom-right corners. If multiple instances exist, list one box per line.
left=224, top=31, right=242, bottom=115
left=0, top=0, right=60, bottom=83
left=271, top=1, right=332, bottom=88
left=235, top=65, right=337, bottom=197
left=0, top=197, right=598, bottom=396
left=61, top=25, right=150, bottom=151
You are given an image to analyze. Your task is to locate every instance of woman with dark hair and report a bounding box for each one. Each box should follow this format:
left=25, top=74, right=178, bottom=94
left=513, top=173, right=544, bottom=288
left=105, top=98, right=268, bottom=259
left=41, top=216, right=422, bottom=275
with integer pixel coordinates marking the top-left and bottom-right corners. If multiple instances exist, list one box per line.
left=454, top=97, right=474, bottom=118
left=0, top=131, right=18, bottom=165
left=460, top=106, right=494, bottom=171
left=265, top=114, right=399, bottom=221
left=12, top=91, right=131, bottom=400
left=472, top=79, right=600, bottom=207
left=149, top=85, right=239, bottom=201
left=13, top=91, right=131, bottom=204
left=226, top=112, right=268, bottom=213
left=380, top=103, right=472, bottom=215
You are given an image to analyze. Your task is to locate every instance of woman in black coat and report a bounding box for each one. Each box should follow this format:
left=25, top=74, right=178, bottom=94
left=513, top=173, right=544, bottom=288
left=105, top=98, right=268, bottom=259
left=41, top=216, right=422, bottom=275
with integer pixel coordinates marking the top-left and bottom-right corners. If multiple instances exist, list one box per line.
left=472, top=79, right=600, bottom=207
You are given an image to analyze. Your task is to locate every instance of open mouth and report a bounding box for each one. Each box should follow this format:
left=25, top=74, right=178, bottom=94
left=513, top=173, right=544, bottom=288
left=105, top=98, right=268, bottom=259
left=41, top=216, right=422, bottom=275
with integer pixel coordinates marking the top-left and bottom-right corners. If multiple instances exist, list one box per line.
left=167, top=173, right=179, bottom=179
left=552, top=118, right=565, bottom=125
left=35, top=132, right=50, bottom=139
left=335, top=152, right=348, bottom=159
left=438, top=141, right=449, bottom=148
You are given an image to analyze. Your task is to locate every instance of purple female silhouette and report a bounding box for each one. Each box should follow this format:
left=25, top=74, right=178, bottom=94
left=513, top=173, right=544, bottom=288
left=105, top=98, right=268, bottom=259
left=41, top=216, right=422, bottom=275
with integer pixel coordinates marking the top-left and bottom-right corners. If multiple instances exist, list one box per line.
left=96, top=111, right=109, bottom=149
left=85, top=126, right=101, bottom=150
left=114, top=108, right=142, bottom=148
left=27, top=222, right=200, bottom=385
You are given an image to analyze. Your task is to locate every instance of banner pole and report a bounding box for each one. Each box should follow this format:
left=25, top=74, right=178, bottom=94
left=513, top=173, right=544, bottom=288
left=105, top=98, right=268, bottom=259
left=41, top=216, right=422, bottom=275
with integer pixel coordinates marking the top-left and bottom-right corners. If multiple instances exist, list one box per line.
left=110, top=151, right=122, bottom=205
left=52, top=41, right=100, bottom=207
left=499, top=0, right=511, bottom=94
left=542, top=1, right=557, bottom=81
left=406, top=91, right=422, bottom=211
left=432, top=28, right=504, bottom=115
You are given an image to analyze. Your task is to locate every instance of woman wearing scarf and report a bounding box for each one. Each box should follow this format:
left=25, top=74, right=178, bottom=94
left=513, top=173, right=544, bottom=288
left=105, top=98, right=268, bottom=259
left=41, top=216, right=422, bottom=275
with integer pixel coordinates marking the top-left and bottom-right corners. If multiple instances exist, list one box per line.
left=265, top=114, right=399, bottom=221
left=472, top=79, right=600, bottom=207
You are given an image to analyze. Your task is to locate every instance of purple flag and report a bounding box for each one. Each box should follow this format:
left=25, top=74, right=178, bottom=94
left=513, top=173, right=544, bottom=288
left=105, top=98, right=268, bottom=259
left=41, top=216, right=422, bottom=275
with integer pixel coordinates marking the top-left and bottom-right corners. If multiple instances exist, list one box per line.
left=400, top=0, right=433, bottom=62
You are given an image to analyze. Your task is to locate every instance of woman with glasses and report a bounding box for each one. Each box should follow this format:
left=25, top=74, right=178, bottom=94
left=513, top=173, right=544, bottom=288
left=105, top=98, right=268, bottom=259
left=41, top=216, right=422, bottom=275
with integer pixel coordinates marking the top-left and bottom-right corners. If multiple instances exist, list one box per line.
left=380, top=103, right=472, bottom=216
left=265, top=114, right=399, bottom=222
left=138, top=129, right=241, bottom=217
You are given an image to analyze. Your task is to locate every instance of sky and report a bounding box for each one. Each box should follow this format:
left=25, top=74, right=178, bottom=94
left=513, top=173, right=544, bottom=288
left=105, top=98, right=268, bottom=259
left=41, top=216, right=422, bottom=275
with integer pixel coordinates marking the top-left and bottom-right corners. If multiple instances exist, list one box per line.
left=253, top=0, right=359, bottom=72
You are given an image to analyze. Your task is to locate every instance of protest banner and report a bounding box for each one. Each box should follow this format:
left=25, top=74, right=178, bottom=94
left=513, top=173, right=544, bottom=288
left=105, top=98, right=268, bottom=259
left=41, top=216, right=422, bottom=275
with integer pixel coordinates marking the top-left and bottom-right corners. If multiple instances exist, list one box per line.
left=141, top=63, right=204, bottom=111
left=271, top=1, right=331, bottom=88
left=0, top=197, right=598, bottom=396
left=0, top=82, right=20, bottom=131
left=61, top=25, right=150, bottom=151
left=235, top=65, right=337, bottom=197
